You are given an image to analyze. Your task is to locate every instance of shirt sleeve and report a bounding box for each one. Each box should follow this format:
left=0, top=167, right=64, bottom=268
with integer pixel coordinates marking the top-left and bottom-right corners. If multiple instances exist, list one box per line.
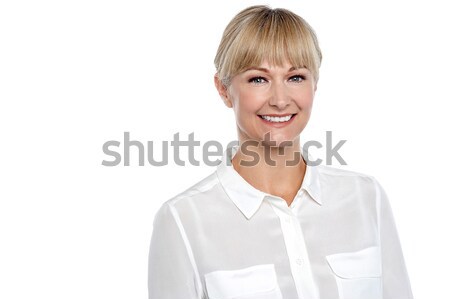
left=374, top=178, right=414, bottom=299
left=148, top=202, right=202, bottom=299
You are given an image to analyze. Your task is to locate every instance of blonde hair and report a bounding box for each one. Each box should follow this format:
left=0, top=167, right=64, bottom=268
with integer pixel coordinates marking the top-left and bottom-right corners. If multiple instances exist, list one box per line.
left=214, top=5, right=322, bottom=87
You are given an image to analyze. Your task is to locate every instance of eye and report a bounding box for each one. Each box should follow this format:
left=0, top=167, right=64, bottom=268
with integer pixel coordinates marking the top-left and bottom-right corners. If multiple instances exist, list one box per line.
left=248, top=76, right=267, bottom=84
left=289, top=75, right=306, bottom=82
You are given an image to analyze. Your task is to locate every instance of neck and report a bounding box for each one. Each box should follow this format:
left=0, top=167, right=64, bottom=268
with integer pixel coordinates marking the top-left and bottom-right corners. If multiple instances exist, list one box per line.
left=231, top=141, right=307, bottom=206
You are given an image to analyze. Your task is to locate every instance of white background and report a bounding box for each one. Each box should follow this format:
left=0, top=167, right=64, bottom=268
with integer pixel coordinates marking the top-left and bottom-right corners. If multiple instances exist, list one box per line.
left=1, top=0, right=449, bottom=298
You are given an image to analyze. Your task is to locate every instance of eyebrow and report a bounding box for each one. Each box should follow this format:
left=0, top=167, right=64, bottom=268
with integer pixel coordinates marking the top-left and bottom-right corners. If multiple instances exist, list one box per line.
left=244, top=66, right=305, bottom=73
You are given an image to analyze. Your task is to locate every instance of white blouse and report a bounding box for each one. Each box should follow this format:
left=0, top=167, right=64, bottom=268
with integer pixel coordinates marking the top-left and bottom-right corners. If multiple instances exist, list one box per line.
left=148, top=145, right=413, bottom=299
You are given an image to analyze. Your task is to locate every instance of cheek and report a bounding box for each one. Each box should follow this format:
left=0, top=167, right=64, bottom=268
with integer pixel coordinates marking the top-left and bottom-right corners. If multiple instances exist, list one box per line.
left=236, top=89, right=265, bottom=114
left=294, top=89, right=314, bottom=109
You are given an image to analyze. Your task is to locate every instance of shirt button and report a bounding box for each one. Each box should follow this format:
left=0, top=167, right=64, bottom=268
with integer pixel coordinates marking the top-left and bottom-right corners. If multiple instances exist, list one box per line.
left=296, top=258, right=302, bottom=266
left=284, top=217, right=290, bottom=223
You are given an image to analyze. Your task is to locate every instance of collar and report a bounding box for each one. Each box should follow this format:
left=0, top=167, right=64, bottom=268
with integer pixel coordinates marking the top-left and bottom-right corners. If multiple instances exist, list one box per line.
left=216, top=145, right=322, bottom=219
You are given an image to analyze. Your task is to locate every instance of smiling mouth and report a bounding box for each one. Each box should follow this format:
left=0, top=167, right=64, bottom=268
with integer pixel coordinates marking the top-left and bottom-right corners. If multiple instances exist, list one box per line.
left=258, top=113, right=297, bottom=123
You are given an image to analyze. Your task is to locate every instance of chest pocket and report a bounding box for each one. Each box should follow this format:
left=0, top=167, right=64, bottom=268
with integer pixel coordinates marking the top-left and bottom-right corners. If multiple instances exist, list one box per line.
left=204, top=264, right=283, bottom=299
left=326, top=246, right=382, bottom=299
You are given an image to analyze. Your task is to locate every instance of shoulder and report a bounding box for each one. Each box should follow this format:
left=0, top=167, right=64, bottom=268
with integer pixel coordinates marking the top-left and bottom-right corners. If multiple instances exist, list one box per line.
left=154, top=169, right=221, bottom=219
left=317, top=164, right=376, bottom=182
left=316, top=164, right=381, bottom=195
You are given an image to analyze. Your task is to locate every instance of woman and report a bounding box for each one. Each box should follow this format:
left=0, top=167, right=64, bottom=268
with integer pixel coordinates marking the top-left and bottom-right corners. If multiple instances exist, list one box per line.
left=148, top=5, right=413, bottom=299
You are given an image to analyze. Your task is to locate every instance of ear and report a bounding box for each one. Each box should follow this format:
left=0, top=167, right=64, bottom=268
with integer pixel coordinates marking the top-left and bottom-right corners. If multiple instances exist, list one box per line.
left=214, top=74, right=233, bottom=108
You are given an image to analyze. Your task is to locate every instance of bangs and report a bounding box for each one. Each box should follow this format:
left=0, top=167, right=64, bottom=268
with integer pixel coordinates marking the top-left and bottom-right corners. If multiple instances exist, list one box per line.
left=216, top=7, right=322, bottom=86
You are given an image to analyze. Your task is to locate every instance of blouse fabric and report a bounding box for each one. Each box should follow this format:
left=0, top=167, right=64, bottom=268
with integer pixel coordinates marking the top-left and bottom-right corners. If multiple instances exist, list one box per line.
left=148, top=145, right=413, bottom=299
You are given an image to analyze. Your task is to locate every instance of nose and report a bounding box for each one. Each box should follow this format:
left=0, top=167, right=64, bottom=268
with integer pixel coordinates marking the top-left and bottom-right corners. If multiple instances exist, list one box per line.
left=268, top=80, right=290, bottom=110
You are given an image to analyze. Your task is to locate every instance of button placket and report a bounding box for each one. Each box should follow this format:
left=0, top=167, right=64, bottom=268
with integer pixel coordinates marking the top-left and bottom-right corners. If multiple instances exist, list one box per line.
left=270, top=200, right=319, bottom=298
left=283, top=215, right=303, bottom=267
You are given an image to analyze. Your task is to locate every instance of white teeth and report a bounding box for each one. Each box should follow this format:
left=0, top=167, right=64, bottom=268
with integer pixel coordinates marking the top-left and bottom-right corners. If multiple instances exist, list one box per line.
left=261, top=114, right=294, bottom=122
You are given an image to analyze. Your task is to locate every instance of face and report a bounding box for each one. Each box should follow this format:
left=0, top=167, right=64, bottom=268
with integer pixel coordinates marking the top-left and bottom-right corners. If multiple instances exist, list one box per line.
left=215, top=60, right=317, bottom=148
